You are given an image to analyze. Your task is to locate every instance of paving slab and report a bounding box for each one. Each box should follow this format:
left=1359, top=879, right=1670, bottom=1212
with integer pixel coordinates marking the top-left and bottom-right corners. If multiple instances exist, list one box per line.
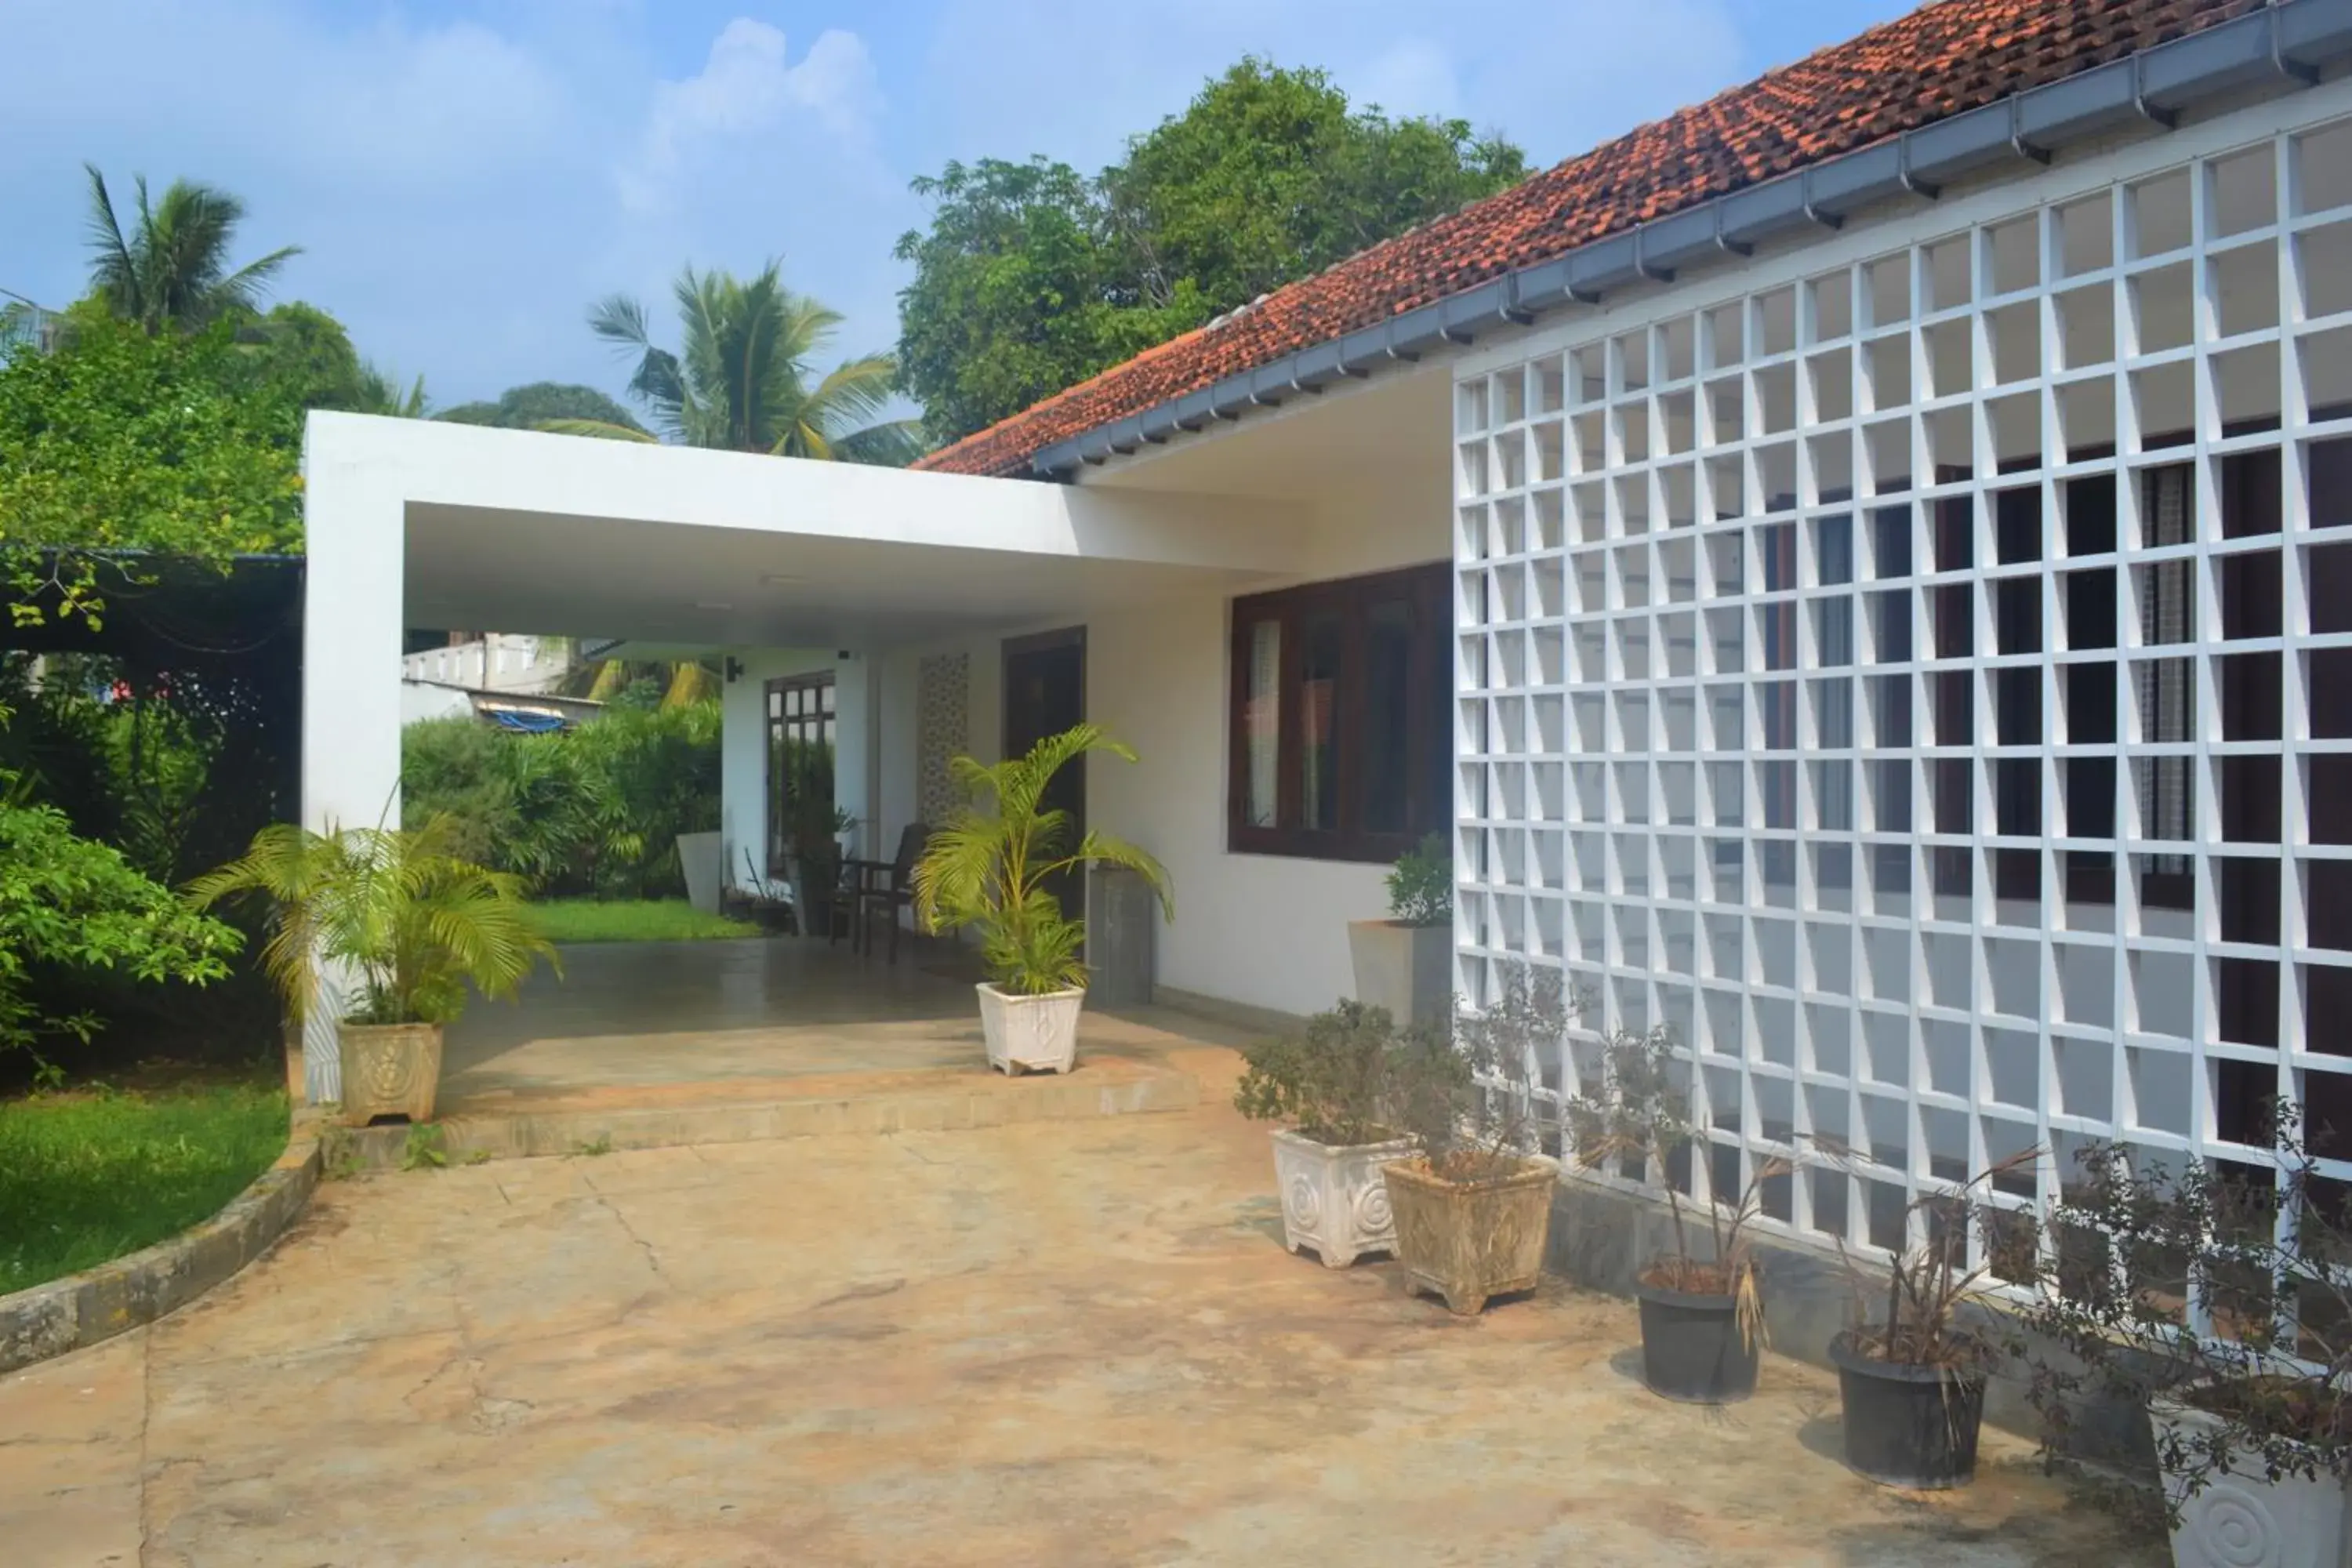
left=0, top=1096, right=2159, bottom=1566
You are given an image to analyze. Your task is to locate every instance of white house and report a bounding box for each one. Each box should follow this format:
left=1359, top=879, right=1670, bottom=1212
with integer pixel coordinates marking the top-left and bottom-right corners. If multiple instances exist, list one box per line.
left=303, top=0, right=2352, bottom=1313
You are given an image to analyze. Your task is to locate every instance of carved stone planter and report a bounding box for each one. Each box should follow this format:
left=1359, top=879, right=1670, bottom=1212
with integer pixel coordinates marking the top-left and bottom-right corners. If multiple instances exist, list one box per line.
left=2154, top=1396, right=2352, bottom=1568
left=336, top=1021, right=444, bottom=1127
left=975, top=983, right=1083, bottom=1074
left=1381, top=1154, right=1557, bottom=1315
left=1270, top=1128, right=1417, bottom=1268
left=1346, top=919, right=1451, bottom=1027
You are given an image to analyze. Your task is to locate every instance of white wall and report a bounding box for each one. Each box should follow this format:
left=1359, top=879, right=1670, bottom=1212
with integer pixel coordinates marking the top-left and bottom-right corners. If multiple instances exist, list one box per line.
left=872, top=466, right=1450, bottom=1018
left=400, top=680, right=475, bottom=726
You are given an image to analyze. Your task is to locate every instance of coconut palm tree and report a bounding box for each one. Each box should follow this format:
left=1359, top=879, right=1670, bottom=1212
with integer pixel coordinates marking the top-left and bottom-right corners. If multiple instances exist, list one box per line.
left=351, top=362, right=430, bottom=418
left=82, top=164, right=300, bottom=334
left=566, top=262, right=922, bottom=465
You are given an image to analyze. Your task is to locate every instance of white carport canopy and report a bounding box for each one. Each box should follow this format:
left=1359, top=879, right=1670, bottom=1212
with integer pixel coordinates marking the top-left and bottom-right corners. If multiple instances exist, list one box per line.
left=303, top=412, right=1309, bottom=840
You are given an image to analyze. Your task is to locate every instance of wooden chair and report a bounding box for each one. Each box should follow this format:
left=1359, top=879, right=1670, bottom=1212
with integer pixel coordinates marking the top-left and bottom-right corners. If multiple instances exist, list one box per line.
left=848, top=822, right=930, bottom=961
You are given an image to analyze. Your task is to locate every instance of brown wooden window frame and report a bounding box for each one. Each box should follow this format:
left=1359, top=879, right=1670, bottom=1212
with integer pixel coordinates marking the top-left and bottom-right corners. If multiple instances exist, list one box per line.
left=1227, top=561, right=1452, bottom=863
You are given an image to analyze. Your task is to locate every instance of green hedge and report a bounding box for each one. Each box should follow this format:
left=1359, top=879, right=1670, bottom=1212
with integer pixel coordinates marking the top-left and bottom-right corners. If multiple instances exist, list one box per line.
left=401, top=701, right=720, bottom=899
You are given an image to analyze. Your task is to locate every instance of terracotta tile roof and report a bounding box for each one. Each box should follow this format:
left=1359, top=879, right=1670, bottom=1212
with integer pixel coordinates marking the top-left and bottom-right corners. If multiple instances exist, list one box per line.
left=914, top=0, right=2263, bottom=478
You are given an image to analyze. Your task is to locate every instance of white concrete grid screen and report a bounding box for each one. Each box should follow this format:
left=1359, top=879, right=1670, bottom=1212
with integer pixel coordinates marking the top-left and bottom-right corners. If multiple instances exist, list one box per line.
left=1451, top=97, right=2352, bottom=1324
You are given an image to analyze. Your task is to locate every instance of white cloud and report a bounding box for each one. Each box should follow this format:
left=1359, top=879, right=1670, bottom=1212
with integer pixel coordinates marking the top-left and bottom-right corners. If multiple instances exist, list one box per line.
left=619, top=20, right=883, bottom=213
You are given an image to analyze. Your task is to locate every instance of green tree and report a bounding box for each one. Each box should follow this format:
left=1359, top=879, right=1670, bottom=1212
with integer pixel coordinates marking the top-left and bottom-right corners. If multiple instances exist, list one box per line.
left=231, top=299, right=365, bottom=411
left=1105, top=60, right=1524, bottom=311
left=82, top=164, right=301, bottom=335
left=892, top=158, right=1201, bottom=452
left=0, top=774, right=241, bottom=1069
left=576, top=263, right=920, bottom=464
left=895, top=59, right=1526, bottom=445
left=0, top=317, right=305, bottom=627
left=437, top=382, right=645, bottom=434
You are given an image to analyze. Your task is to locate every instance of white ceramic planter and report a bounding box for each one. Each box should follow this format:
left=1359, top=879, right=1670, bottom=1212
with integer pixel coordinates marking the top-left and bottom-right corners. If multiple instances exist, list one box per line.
left=2153, top=1398, right=2352, bottom=1568
left=1270, top=1127, right=1417, bottom=1268
left=975, top=983, right=1083, bottom=1074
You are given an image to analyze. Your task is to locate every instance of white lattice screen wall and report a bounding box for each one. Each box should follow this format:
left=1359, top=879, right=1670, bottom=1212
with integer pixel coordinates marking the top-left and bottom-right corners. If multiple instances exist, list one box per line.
left=1453, top=86, right=2352, bottom=1298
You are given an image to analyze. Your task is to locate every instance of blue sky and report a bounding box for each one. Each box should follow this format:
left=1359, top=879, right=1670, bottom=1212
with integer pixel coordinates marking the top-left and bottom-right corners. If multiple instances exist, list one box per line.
left=0, top=0, right=1905, bottom=414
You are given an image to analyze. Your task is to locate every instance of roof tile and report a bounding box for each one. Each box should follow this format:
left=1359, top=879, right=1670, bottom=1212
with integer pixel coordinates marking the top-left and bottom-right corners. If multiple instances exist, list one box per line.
left=916, top=0, right=2262, bottom=479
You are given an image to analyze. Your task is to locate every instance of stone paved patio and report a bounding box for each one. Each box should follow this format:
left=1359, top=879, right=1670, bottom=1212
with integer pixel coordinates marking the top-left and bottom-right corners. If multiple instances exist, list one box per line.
left=1, top=1069, right=2158, bottom=1566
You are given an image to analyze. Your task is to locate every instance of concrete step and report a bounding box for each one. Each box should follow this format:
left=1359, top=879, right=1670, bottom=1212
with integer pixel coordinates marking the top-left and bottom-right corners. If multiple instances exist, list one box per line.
left=322, top=1058, right=1202, bottom=1171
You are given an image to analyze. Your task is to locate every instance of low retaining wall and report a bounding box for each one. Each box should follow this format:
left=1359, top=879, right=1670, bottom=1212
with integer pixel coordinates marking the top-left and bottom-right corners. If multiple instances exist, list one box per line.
left=1544, top=1172, right=2152, bottom=1470
left=0, top=1111, right=325, bottom=1375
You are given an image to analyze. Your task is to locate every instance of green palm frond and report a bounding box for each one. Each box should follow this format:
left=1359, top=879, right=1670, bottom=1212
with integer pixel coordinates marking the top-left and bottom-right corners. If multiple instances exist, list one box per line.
left=912, top=724, right=1169, bottom=994
left=187, top=818, right=558, bottom=1026
left=535, top=418, right=660, bottom=441
left=82, top=164, right=301, bottom=332
left=584, top=260, right=919, bottom=464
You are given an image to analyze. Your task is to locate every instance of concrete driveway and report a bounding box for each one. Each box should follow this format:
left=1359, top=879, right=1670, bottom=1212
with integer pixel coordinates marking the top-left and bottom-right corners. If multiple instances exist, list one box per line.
left=3, top=1096, right=2155, bottom=1566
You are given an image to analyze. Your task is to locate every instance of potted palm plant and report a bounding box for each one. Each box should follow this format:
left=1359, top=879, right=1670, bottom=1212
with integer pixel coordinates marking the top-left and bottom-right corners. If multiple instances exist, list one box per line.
left=1233, top=1000, right=1420, bottom=1269
left=1824, top=1151, right=2036, bottom=1489
left=189, top=817, right=559, bottom=1127
left=1566, top=1024, right=1787, bottom=1404
left=912, top=724, right=1171, bottom=1075
left=1348, top=833, right=1452, bottom=1026
left=1380, top=961, right=1563, bottom=1316
left=2020, top=1103, right=2352, bottom=1566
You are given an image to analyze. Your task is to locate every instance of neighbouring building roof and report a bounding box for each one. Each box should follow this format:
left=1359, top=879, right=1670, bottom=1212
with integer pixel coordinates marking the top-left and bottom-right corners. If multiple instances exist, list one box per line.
left=913, top=0, right=2268, bottom=481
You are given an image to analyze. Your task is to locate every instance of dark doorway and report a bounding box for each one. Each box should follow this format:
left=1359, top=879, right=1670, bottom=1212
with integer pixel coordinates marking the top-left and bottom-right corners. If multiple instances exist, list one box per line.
left=1003, top=628, right=1086, bottom=927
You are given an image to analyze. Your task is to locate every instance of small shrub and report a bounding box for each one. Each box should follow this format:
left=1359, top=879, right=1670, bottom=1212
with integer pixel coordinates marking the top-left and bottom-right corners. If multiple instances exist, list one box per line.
left=1385, top=833, right=1451, bottom=927
left=400, top=1123, right=448, bottom=1171
left=1233, top=1000, right=1410, bottom=1147
left=1388, top=960, right=1568, bottom=1182
left=2019, top=1102, right=2352, bottom=1526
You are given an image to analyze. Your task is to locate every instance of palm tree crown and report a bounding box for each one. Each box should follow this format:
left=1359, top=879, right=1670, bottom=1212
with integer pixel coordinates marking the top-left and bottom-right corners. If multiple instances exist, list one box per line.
left=82, top=164, right=301, bottom=333
left=572, top=262, right=922, bottom=465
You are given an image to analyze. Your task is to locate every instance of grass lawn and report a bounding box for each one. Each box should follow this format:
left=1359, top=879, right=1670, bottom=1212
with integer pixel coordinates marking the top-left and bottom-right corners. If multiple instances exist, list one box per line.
left=0, top=1083, right=289, bottom=1295
left=526, top=898, right=761, bottom=944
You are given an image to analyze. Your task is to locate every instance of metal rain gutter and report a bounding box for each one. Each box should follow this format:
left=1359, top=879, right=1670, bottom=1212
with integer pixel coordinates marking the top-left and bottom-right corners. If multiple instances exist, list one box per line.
left=1028, top=0, right=2352, bottom=480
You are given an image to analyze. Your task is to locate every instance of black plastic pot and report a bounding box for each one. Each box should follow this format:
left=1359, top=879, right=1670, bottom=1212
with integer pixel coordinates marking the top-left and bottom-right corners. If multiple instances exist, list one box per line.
left=1636, top=1280, right=1759, bottom=1404
left=1828, top=1329, right=1987, bottom=1490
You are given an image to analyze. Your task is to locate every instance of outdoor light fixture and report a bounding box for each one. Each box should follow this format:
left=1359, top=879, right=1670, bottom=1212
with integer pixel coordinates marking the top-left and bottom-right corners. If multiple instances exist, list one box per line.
left=724, top=657, right=745, bottom=684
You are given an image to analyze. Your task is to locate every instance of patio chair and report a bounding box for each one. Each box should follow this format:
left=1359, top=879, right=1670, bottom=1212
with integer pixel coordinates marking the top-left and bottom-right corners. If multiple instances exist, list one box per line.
left=848, top=822, right=930, bottom=962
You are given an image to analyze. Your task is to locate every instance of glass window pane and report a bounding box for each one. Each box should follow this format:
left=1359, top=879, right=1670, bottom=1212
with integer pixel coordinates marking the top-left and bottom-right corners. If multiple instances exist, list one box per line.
left=1301, top=612, right=1343, bottom=831
left=1244, top=621, right=1281, bottom=827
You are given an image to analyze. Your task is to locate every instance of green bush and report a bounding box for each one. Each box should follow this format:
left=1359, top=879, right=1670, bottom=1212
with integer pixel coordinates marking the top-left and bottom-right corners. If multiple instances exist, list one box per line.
left=1385, top=833, right=1451, bottom=927
left=401, top=701, right=720, bottom=899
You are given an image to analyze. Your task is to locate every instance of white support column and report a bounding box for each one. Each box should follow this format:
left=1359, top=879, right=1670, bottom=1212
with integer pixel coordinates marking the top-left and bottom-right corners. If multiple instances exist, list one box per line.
left=299, top=419, right=406, bottom=1102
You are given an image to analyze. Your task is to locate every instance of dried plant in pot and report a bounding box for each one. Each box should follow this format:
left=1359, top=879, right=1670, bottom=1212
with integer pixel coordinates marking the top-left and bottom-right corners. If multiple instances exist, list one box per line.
left=1347, top=833, right=1451, bottom=1028
left=1233, top=1001, right=1418, bottom=1269
left=2018, top=1102, right=2352, bottom=1568
left=1380, top=962, right=1566, bottom=1316
left=1823, top=1149, right=2038, bottom=1490
left=1566, top=1024, right=1786, bottom=1404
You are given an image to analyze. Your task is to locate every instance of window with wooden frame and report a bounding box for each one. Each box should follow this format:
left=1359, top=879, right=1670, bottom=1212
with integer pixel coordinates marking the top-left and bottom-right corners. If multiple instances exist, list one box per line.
left=1228, top=561, right=1452, bottom=861
left=766, top=672, right=836, bottom=875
